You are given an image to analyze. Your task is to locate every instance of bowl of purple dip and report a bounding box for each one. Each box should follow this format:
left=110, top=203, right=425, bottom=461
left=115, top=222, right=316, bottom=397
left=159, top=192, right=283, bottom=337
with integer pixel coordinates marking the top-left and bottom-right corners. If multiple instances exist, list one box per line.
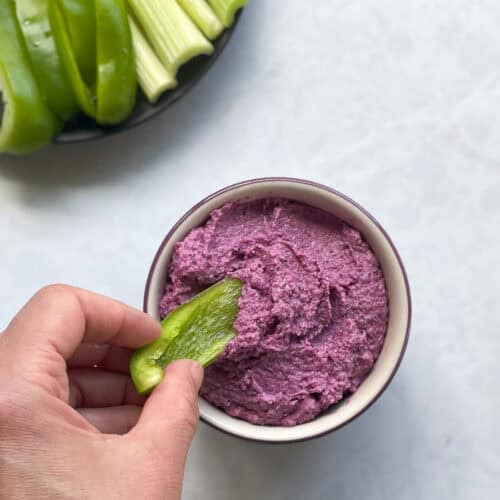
left=144, top=178, right=411, bottom=443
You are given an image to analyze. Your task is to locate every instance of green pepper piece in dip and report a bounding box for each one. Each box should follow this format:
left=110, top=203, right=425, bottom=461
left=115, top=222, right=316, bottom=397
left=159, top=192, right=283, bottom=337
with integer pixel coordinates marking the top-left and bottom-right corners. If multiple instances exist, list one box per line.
left=131, top=278, right=243, bottom=395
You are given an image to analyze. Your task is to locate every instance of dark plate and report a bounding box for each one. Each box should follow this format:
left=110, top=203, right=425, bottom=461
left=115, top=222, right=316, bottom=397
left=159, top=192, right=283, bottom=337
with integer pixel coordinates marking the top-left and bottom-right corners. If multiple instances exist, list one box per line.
left=53, top=14, right=241, bottom=143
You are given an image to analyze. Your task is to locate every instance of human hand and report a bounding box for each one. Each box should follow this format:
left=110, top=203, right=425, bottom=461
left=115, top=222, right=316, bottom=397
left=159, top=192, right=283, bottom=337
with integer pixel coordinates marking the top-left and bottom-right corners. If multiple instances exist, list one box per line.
left=0, top=285, right=203, bottom=500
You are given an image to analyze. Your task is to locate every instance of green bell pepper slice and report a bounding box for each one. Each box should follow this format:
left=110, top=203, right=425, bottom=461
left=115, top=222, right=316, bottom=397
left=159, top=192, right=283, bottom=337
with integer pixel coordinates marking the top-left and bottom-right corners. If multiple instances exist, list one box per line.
left=0, top=0, right=60, bottom=154
left=95, top=0, right=136, bottom=125
left=59, top=0, right=97, bottom=87
left=15, top=0, right=78, bottom=122
left=49, top=1, right=96, bottom=118
left=131, top=278, right=243, bottom=395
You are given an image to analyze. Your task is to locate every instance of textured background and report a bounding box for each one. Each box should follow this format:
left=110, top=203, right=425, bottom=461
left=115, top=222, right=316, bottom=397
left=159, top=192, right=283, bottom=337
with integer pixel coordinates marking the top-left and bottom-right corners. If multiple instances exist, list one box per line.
left=1, top=0, right=498, bottom=498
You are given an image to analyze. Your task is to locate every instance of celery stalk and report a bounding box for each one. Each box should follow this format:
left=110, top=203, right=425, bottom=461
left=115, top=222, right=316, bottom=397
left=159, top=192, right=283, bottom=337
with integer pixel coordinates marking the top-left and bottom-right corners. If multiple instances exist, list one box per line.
left=177, top=0, right=223, bottom=40
left=129, top=15, right=176, bottom=103
left=128, top=0, right=213, bottom=76
left=207, top=0, right=247, bottom=27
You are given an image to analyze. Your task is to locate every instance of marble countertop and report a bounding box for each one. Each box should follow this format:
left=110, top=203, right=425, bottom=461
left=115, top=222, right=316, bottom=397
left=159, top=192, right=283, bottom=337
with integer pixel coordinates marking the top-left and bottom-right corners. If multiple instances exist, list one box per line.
left=0, top=1, right=498, bottom=498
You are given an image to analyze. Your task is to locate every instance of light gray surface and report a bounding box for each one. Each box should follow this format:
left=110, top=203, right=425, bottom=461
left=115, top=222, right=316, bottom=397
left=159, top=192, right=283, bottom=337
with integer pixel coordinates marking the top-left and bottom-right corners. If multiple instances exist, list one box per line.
left=1, top=0, right=498, bottom=498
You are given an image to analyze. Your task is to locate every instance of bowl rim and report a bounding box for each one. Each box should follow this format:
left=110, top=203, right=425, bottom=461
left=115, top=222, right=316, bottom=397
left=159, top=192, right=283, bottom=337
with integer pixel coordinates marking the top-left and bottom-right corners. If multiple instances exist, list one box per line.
left=143, top=177, right=412, bottom=443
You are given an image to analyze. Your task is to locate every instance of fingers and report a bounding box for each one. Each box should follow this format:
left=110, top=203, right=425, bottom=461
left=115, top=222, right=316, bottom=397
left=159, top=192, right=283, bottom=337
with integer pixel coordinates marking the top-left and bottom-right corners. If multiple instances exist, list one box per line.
left=130, top=360, right=203, bottom=466
left=3, top=285, right=160, bottom=362
left=78, top=406, right=142, bottom=434
left=68, top=368, right=146, bottom=408
left=68, top=344, right=133, bottom=373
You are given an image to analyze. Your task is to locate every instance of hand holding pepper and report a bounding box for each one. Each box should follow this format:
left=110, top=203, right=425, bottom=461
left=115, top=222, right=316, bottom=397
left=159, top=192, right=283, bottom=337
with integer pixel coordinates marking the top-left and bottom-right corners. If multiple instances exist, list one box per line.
left=0, top=285, right=203, bottom=499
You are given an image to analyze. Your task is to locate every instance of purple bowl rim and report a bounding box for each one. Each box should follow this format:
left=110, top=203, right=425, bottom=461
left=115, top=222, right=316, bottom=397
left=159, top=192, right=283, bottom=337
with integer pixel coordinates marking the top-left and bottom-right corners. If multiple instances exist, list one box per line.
left=143, top=177, right=412, bottom=444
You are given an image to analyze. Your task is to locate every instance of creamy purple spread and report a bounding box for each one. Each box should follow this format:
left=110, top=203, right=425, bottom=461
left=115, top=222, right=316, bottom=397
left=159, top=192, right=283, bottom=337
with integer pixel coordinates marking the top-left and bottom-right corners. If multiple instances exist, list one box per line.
left=160, top=199, right=388, bottom=426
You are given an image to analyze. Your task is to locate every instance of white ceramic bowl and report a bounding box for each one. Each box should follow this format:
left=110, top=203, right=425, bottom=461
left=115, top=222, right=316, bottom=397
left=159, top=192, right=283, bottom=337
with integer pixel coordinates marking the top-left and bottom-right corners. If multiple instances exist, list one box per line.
left=144, top=178, right=411, bottom=443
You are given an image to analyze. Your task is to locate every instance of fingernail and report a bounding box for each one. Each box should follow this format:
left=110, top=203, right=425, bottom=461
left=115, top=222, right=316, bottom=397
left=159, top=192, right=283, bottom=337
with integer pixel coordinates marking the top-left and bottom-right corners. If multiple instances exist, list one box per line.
left=190, top=361, right=204, bottom=390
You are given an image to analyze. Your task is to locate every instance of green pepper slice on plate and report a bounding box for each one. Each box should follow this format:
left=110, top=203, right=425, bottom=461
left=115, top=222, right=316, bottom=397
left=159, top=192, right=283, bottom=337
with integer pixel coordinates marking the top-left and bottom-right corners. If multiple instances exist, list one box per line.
left=95, top=0, right=136, bottom=125
left=15, top=0, right=78, bottom=121
left=59, top=0, right=97, bottom=87
left=48, top=1, right=96, bottom=118
left=131, top=278, right=243, bottom=395
left=0, top=0, right=60, bottom=154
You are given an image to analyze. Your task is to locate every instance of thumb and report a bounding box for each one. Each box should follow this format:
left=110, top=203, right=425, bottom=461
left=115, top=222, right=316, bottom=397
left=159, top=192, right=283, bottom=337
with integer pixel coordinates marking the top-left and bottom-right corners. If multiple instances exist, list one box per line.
left=131, top=360, right=204, bottom=470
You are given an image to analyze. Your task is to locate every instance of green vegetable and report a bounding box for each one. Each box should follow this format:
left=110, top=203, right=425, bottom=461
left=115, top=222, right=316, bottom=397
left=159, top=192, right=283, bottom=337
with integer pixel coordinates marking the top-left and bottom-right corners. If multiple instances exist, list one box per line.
left=95, top=0, right=136, bottom=124
left=15, top=0, right=78, bottom=121
left=207, top=0, right=247, bottom=27
left=59, top=0, right=96, bottom=86
left=128, top=0, right=214, bottom=76
left=1, top=0, right=248, bottom=153
left=129, top=15, right=176, bottom=104
left=49, top=1, right=96, bottom=118
left=130, top=278, right=243, bottom=395
left=0, top=0, right=60, bottom=154
left=177, top=0, right=224, bottom=40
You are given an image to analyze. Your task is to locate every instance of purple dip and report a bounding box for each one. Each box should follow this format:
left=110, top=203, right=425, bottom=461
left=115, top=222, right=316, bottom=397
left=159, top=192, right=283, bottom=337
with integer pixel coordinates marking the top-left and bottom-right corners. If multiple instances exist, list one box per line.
left=160, top=199, right=388, bottom=426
